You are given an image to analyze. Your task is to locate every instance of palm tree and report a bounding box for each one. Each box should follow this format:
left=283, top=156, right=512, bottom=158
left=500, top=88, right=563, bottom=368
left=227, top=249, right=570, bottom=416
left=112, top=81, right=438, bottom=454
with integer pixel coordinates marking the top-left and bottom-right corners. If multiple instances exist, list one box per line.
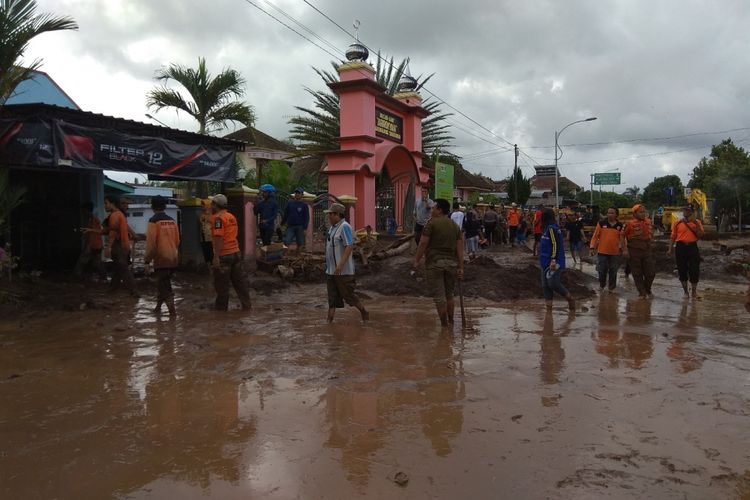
left=624, top=185, right=641, bottom=201
left=146, top=57, right=256, bottom=135
left=289, top=52, right=453, bottom=162
left=0, top=0, right=78, bottom=103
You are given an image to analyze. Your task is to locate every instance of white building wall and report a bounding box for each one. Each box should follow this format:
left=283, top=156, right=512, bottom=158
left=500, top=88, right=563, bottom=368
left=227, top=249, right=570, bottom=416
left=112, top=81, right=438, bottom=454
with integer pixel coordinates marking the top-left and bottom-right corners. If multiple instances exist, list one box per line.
left=126, top=204, right=179, bottom=235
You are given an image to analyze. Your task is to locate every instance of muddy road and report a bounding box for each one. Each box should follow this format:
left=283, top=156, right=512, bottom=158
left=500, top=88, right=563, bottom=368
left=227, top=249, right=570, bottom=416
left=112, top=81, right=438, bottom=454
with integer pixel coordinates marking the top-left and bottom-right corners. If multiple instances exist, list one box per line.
left=1, top=267, right=749, bottom=499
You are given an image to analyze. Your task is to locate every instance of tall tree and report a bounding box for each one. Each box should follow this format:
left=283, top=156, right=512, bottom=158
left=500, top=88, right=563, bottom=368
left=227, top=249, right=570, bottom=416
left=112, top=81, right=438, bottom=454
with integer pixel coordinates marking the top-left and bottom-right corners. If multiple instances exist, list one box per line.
left=506, top=166, right=531, bottom=205
left=289, top=54, right=453, bottom=159
left=623, top=185, right=641, bottom=202
left=689, top=138, right=750, bottom=215
left=146, top=57, right=256, bottom=135
left=0, top=0, right=77, bottom=102
left=642, top=174, right=685, bottom=208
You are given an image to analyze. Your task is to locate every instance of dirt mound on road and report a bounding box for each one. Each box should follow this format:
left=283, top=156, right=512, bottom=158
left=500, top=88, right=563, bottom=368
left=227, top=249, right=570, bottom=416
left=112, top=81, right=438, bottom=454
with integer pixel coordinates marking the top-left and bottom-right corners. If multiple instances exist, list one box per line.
left=358, top=255, right=596, bottom=301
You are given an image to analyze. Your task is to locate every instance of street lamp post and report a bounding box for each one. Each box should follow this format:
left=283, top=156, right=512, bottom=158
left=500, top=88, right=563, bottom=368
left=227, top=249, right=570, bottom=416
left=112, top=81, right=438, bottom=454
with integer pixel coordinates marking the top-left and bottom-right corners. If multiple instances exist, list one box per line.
left=555, top=117, right=597, bottom=223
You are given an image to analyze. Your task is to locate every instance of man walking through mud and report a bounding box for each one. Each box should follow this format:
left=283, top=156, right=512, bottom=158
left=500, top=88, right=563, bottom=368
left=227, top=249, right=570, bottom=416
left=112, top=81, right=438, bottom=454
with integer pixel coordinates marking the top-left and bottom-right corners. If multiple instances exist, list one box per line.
left=539, top=208, right=576, bottom=311
left=211, top=194, right=251, bottom=311
left=589, top=207, right=625, bottom=292
left=413, top=198, right=465, bottom=326
left=324, top=203, right=369, bottom=323
left=667, top=204, right=704, bottom=299
left=144, top=196, right=179, bottom=316
left=623, top=204, right=655, bottom=298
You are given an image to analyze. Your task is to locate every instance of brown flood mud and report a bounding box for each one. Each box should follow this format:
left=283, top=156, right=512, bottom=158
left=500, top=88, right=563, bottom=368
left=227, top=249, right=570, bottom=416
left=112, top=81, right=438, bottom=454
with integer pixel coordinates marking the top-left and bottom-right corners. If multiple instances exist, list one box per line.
left=1, top=246, right=749, bottom=499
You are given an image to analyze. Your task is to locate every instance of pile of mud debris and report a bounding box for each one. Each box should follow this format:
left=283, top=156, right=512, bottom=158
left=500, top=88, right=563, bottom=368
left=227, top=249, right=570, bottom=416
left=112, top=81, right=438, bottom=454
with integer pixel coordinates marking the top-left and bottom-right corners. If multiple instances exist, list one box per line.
left=358, top=255, right=596, bottom=301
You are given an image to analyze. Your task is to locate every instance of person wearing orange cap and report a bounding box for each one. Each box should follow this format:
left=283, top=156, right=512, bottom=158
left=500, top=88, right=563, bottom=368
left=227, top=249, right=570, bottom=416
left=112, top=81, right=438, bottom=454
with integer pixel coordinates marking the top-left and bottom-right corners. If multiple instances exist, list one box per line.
left=623, top=204, right=655, bottom=298
left=667, top=205, right=704, bottom=298
left=211, top=194, right=251, bottom=311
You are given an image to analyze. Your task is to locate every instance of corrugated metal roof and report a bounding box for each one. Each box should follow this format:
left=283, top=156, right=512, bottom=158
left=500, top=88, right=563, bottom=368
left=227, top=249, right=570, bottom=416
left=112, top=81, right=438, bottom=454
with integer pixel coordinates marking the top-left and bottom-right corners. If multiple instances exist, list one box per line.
left=1, top=103, right=245, bottom=149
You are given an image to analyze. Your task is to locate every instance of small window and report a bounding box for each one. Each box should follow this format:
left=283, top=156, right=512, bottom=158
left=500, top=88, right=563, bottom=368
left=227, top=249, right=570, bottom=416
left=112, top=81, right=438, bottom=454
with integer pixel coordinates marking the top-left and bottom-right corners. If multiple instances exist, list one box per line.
left=130, top=212, right=144, bottom=217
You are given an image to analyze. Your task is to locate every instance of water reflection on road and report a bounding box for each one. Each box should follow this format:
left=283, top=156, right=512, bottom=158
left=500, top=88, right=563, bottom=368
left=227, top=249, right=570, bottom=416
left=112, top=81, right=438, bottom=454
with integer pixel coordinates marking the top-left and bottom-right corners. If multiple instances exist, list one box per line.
left=0, top=277, right=748, bottom=499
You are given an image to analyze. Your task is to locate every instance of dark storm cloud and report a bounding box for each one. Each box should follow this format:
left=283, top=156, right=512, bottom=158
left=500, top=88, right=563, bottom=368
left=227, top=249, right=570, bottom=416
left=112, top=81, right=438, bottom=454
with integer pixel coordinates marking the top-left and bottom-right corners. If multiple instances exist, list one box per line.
left=35, top=0, right=750, bottom=187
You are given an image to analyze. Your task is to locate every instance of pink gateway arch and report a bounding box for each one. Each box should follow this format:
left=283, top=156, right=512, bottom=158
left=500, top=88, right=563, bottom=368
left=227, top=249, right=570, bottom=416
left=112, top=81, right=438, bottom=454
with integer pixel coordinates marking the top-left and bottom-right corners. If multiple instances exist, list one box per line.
left=324, top=58, right=430, bottom=230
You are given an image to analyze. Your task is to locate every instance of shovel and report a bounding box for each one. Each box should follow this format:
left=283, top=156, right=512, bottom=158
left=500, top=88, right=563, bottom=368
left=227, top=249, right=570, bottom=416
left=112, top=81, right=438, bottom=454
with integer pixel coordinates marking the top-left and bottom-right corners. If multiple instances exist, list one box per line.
left=457, top=277, right=467, bottom=328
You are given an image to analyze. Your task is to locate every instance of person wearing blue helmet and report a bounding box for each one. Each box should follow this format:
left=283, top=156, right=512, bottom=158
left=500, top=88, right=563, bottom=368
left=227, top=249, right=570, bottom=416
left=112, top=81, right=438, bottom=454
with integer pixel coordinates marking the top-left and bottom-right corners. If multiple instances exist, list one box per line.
left=254, top=184, right=279, bottom=246
left=282, top=187, right=309, bottom=253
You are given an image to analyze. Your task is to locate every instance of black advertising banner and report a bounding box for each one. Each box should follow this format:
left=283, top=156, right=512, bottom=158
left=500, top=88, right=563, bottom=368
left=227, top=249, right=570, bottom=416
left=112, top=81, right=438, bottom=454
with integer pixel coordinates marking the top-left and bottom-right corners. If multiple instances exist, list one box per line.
left=53, top=121, right=236, bottom=181
left=0, top=118, right=56, bottom=167
left=0, top=118, right=236, bottom=182
left=375, top=107, right=403, bottom=143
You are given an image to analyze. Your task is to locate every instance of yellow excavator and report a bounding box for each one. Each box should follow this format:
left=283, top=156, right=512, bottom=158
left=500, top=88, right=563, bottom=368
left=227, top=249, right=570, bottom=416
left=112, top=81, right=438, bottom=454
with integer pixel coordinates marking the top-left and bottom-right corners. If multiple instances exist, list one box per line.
left=662, top=188, right=714, bottom=235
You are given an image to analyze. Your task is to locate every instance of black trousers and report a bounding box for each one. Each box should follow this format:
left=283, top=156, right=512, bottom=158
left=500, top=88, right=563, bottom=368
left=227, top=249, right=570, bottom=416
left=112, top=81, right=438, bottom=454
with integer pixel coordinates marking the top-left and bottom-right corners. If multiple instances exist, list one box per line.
left=675, top=242, right=700, bottom=284
left=415, top=223, right=425, bottom=244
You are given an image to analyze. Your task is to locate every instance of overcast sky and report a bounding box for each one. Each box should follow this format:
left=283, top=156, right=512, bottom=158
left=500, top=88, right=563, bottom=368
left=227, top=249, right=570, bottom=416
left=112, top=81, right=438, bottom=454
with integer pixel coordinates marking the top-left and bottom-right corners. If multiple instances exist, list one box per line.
left=25, top=0, right=750, bottom=191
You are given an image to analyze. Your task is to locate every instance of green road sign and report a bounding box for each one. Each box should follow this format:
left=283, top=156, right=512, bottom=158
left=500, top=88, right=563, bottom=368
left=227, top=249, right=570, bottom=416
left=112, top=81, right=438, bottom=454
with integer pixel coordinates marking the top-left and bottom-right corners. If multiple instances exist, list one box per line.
left=593, top=172, right=621, bottom=185
left=434, top=162, right=454, bottom=201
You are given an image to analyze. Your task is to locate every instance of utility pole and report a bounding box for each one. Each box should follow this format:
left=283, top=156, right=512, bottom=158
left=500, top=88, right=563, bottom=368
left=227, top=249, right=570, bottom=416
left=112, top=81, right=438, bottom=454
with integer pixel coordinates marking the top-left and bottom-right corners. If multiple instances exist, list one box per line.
left=513, top=144, right=518, bottom=203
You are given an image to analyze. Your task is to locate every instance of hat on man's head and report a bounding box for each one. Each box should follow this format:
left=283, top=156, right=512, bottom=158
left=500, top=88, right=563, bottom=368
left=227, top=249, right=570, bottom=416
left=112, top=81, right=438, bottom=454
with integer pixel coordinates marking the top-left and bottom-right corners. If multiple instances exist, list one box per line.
left=294, top=187, right=305, bottom=193
left=512, top=202, right=518, bottom=207
left=324, top=203, right=346, bottom=215
left=210, top=194, right=228, bottom=208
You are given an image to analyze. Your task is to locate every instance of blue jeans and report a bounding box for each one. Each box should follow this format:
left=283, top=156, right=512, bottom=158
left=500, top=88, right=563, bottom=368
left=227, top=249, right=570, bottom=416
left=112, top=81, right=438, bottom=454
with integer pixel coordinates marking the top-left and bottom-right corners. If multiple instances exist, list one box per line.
left=541, top=267, right=569, bottom=300
left=284, top=225, right=305, bottom=248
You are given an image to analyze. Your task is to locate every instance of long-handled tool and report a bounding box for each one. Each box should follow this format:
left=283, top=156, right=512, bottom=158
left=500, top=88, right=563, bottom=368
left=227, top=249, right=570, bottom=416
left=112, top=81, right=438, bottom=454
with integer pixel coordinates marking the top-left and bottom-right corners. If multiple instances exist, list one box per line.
left=457, top=277, right=467, bottom=327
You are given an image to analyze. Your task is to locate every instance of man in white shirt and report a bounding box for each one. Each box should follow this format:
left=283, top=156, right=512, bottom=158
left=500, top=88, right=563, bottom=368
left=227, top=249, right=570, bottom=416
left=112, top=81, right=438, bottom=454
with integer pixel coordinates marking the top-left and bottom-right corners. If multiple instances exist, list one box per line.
left=450, top=201, right=465, bottom=230
left=413, top=186, right=433, bottom=244
left=324, top=203, right=369, bottom=323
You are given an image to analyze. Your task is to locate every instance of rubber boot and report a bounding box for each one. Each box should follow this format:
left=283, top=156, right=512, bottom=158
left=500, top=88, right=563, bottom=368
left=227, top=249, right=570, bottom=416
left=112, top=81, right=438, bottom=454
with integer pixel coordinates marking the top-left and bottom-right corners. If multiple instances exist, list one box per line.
left=166, top=297, right=176, bottom=317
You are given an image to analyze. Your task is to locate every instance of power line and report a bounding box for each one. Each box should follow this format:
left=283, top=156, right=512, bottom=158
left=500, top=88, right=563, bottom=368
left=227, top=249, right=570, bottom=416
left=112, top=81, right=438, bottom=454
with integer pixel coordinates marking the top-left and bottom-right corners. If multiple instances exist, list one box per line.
left=259, top=0, right=342, bottom=55
left=300, top=0, right=521, bottom=149
left=557, top=144, right=715, bottom=167
left=523, top=126, right=750, bottom=149
left=240, top=0, right=343, bottom=60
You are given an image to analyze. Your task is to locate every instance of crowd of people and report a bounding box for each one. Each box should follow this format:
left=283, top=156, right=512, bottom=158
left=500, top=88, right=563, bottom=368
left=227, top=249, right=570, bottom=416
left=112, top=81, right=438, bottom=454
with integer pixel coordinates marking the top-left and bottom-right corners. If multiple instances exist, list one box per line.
left=73, top=191, right=749, bottom=323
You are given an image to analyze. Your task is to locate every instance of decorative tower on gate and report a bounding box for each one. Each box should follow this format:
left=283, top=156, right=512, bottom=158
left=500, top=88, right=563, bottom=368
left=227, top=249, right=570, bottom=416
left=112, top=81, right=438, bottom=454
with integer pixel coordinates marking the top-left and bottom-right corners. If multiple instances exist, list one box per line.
left=324, top=40, right=430, bottom=230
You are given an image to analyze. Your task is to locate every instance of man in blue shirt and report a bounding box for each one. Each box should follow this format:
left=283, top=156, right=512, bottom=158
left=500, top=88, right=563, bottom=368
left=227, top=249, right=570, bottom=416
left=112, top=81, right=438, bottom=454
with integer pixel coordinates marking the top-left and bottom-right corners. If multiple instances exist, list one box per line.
left=413, top=186, right=433, bottom=244
left=282, top=187, right=309, bottom=253
left=539, top=208, right=576, bottom=311
left=254, top=185, right=278, bottom=246
left=325, top=203, right=368, bottom=323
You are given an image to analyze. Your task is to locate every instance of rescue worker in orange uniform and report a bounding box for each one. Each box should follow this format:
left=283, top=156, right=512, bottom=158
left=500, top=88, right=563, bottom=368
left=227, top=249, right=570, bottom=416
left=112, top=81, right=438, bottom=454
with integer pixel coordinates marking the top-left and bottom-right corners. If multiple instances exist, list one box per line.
left=74, top=201, right=106, bottom=281
left=589, top=207, right=625, bottom=292
left=210, top=194, right=251, bottom=311
left=86, top=195, right=137, bottom=295
left=622, top=204, right=655, bottom=298
left=144, top=196, right=180, bottom=316
left=507, top=202, right=520, bottom=247
left=667, top=205, right=704, bottom=298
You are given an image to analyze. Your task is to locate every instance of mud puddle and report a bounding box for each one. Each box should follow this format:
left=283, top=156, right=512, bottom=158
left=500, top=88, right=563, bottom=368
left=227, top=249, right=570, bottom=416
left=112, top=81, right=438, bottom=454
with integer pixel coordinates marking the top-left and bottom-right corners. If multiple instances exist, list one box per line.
left=0, top=270, right=749, bottom=499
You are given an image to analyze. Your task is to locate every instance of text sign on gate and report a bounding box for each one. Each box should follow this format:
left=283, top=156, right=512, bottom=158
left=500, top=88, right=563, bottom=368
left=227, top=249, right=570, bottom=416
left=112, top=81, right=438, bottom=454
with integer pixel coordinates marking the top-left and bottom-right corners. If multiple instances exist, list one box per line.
left=375, top=107, right=403, bottom=143
left=593, top=172, right=621, bottom=185
left=434, top=162, right=454, bottom=201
